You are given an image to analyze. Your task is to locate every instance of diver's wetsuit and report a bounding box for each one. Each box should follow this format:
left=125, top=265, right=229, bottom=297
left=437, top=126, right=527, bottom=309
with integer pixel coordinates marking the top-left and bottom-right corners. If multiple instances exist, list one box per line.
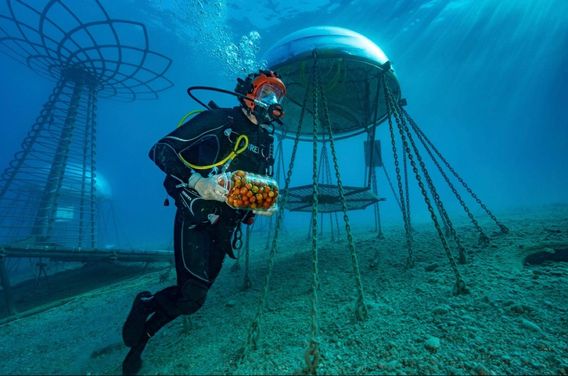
left=142, top=106, right=274, bottom=339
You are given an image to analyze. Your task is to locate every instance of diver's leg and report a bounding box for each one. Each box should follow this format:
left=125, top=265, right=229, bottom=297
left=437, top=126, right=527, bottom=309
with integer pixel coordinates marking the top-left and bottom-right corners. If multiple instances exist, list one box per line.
left=172, top=220, right=232, bottom=315
left=122, top=211, right=213, bottom=375
left=122, top=210, right=183, bottom=375
left=122, top=338, right=148, bottom=376
left=121, top=277, right=210, bottom=375
left=132, top=221, right=230, bottom=342
left=121, top=209, right=188, bottom=349
left=207, top=220, right=233, bottom=283
left=122, top=291, right=156, bottom=347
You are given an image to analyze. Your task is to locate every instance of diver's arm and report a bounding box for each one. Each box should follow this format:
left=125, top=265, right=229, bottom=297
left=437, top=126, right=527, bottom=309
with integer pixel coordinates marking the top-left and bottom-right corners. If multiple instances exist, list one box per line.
left=149, top=142, right=191, bottom=182
left=148, top=110, right=225, bottom=182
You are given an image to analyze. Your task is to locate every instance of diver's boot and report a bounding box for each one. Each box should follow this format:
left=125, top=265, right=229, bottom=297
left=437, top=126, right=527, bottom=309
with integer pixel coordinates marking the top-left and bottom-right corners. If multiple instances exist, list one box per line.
left=122, top=291, right=156, bottom=347
left=121, top=309, right=177, bottom=376
left=122, top=335, right=149, bottom=375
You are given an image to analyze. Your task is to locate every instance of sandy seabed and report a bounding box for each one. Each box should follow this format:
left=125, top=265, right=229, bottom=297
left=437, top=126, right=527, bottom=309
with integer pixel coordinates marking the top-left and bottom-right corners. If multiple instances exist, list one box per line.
left=1, top=204, right=567, bottom=375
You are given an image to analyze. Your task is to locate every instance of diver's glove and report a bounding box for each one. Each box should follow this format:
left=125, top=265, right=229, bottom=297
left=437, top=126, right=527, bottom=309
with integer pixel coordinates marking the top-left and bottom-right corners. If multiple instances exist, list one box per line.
left=187, top=173, right=228, bottom=202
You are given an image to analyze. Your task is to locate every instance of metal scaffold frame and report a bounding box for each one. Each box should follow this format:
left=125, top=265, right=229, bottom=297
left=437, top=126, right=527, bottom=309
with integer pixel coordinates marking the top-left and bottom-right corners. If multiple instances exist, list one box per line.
left=0, top=0, right=174, bottom=316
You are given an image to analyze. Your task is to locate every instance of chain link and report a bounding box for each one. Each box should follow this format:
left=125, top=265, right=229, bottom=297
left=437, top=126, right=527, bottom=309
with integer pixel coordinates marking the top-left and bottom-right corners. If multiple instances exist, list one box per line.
left=264, top=134, right=289, bottom=249
left=402, top=109, right=508, bottom=234
left=305, top=343, right=320, bottom=375
left=304, top=51, right=321, bottom=374
left=385, top=82, right=468, bottom=295
left=242, top=224, right=252, bottom=289
left=326, top=142, right=341, bottom=241
left=317, top=140, right=327, bottom=239
left=403, top=110, right=490, bottom=247
left=320, top=72, right=369, bottom=322
left=383, top=77, right=414, bottom=268
left=397, top=105, right=468, bottom=265
left=403, top=145, right=412, bottom=234
left=239, top=56, right=313, bottom=361
left=382, top=162, right=403, bottom=212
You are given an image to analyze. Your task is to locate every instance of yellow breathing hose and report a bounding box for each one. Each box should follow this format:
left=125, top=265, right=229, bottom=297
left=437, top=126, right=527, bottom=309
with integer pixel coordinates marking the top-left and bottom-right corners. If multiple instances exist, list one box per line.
left=175, top=109, right=249, bottom=171
left=177, top=109, right=204, bottom=127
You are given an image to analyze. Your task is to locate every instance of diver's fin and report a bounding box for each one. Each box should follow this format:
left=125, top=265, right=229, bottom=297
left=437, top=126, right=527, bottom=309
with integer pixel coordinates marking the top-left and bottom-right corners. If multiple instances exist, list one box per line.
left=122, top=339, right=148, bottom=375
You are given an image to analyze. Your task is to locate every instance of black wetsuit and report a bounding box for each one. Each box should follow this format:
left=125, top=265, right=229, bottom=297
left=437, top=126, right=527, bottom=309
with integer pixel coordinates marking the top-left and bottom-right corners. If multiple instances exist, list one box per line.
left=143, top=106, right=274, bottom=337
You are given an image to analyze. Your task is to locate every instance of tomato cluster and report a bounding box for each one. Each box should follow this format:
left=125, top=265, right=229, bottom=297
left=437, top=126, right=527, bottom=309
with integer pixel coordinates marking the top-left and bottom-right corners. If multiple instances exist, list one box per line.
left=222, top=170, right=278, bottom=210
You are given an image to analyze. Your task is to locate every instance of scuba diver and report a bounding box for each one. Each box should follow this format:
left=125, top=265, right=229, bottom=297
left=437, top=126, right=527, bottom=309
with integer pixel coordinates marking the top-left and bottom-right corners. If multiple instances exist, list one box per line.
left=121, top=70, right=286, bottom=375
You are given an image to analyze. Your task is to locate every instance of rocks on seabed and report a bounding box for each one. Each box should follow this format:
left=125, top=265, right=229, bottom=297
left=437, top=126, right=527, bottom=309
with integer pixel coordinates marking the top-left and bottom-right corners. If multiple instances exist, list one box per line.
left=510, top=303, right=531, bottom=314
left=424, top=336, right=441, bottom=353
left=383, top=360, right=401, bottom=370
left=366, top=300, right=395, bottom=314
left=425, top=263, right=439, bottom=272
left=473, top=363, right=494, bottom=375
left=432, top=304, right=451, bottom=315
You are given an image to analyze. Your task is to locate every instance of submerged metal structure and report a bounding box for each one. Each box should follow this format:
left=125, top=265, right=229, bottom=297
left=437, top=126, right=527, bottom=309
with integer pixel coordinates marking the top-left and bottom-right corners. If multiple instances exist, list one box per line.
left=0, top=0, right=173, bottom=316
left=0, top=0, right=173, bottom=249
left=236, top=26, right=510, bottom=373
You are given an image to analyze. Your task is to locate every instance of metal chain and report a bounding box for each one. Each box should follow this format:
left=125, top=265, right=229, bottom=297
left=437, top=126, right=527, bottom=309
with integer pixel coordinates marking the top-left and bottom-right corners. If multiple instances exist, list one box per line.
left=382, top=163, right=403, bottom=212
left=264, top=134, right=287, bottom=250
left=403, top=111, right=490, bottom=247
left=385, top=84, right=467, bottom=295
left=383, top=78, right=414, bottom=268
left=402, top=109, right=508, bottom=234
left=242, top=224, right=252, bottom=290
left=322, top=139, right=340, bottom=241
left=320, top=73, right=369, bottom=322
left=305, top=51, right=321, bottom=376
left=403, top=145, right=412, bottom=234
left=397, top=106, right=468, bottom=265
left=239, top=58, right=312, bottom=361
left=317, top=140, right=327, bottom=239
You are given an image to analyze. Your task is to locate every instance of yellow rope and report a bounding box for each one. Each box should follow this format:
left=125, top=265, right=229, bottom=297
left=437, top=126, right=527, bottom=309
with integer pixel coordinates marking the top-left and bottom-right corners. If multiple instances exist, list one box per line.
left=178, top=134, right=249, bottom=170
left=175, top=109, right=249, bottom=170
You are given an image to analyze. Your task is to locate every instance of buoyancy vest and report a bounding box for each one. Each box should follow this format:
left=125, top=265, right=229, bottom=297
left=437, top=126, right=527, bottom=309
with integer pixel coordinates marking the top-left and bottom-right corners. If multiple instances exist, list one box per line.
left=161, top=106, right=274, bottom=224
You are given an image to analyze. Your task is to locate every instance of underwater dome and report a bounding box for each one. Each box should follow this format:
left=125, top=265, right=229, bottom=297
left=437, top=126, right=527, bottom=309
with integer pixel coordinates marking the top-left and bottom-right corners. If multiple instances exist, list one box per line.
left=264, top=26, right=401, bottom=140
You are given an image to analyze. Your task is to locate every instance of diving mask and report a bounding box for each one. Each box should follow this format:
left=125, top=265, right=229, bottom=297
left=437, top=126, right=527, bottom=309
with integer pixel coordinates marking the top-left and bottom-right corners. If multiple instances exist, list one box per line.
left=253, top=83, right=285, bottom=124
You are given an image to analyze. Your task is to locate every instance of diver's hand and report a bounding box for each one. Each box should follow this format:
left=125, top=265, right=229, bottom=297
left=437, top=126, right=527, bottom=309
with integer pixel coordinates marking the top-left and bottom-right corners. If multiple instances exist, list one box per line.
left=188, top=174, right=228, bottom=202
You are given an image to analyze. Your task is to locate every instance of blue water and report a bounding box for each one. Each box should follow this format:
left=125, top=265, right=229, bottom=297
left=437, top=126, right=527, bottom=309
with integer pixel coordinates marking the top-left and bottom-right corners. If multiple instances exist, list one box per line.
left=0, top=1, right=567, bottom=374
left=1, top=0, right=566, bottom=248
